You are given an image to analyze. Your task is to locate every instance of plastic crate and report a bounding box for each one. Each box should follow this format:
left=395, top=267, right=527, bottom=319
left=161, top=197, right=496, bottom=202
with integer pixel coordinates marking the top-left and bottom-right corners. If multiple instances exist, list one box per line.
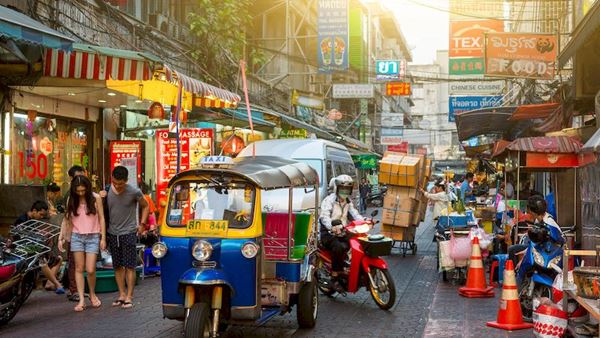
left=84, top=268, right=141, bottom=293
left=437, top=215, right=468, bottom=229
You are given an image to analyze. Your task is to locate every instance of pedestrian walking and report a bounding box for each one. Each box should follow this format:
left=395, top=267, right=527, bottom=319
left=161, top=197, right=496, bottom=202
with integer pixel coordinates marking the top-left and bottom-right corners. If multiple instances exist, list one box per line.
left=359, top=178, right=371, bottom=214
left=106, top=166, right=149, bottom=309
left=59, top=175, right=106, bottom=312
left=62, top=165, right=86, bottom=302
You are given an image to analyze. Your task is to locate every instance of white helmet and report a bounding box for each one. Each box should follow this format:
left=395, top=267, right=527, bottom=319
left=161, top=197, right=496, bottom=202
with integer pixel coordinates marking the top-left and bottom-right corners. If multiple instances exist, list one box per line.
left=330, top=174, right=354, bottom=195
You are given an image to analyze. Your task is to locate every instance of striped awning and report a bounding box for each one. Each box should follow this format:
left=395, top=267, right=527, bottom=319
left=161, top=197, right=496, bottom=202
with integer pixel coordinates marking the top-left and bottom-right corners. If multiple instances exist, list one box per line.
left=506, top=136, right=582, bottom=154
left=43, top=43, right=157, bottom=81
left=163, top=65, right=240, bottom=108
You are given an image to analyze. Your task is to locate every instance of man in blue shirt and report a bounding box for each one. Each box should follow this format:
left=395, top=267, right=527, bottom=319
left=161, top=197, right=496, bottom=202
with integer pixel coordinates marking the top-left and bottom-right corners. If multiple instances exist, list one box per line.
left=460, top=172, right=475, bottom=203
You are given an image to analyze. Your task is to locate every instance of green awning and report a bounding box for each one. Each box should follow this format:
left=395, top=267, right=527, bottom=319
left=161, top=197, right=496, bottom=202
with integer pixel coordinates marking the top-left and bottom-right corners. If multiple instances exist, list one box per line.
left=191, top=108, right=275, bottom=132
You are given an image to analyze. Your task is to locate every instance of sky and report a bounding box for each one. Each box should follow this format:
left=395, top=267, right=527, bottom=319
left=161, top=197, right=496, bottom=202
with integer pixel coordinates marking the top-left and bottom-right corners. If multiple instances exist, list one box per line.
left=381, top=0, right=449, bottom=65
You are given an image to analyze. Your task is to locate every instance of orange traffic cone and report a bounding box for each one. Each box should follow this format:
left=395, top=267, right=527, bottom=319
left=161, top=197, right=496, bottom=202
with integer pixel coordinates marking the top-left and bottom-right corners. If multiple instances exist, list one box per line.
left=486, top=260, right=534, bottom=330
left=458, top=237, right=495, bottom=298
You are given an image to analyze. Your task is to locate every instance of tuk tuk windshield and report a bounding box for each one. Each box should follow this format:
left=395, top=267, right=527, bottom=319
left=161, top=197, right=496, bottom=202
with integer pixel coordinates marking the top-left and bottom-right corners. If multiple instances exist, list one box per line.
left=166, top=180, right=255, bottom=229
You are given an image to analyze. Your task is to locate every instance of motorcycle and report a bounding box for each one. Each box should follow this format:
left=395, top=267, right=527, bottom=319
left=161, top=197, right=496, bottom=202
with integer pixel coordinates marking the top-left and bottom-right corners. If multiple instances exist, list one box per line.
left=516, top=224, right=572, bottom=321
left=367, top=185, right=387, bottom=208
left=316, top=210, right=397, bottom=310
left=0, top=220, right=60, bottom=325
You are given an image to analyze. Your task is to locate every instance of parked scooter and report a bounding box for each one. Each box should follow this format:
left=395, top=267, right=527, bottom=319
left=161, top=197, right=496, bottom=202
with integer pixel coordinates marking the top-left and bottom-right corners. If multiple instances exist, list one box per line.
left=0, top=220, right=60, bottom=325
left=516, top=224, right=572, bottom=320
left=367, top=185, right=387, bottom=208
left=317, top=210, right=397, bottom=310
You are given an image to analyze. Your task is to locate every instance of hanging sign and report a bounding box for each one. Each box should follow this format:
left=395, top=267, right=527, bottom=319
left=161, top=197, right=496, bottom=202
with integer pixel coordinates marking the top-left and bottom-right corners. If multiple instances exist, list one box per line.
left=376, top=60, right=407, bottom=80
left=317, top=0, right=349, bottom=73
left=385, top=82, right=411, bottom=96
left=109, top=140, right=143, bottom=184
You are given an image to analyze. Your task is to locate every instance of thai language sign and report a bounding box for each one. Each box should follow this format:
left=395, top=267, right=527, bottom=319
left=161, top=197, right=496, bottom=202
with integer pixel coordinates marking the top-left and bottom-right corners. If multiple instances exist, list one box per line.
left=380, top=128, right=404, bottom=145
left=109, top=141, right=142, bottom=184
left=448, top=95, right=503, bottom=122
left=484, top=33, right=558, bottom=79
left=317, top=0, right=349, bottom=73
left=385, top=82, right=411, bottom=96
left=332, top=84, right=374, bottom=98
left=449, top=20, right=504, bottom=58
left=376, top=60, right=407, bottom=80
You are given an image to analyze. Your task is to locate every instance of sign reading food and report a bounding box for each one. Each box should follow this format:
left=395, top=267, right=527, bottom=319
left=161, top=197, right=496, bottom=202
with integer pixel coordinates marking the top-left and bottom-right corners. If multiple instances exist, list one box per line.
left=317, top=0, right=349, bottom=73
left=484, top=33, right=558, bottom=79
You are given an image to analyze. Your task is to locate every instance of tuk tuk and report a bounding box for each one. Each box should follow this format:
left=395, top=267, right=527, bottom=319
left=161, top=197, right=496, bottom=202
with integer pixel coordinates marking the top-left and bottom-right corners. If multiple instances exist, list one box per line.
left=152, top=156, right=320, bottom=337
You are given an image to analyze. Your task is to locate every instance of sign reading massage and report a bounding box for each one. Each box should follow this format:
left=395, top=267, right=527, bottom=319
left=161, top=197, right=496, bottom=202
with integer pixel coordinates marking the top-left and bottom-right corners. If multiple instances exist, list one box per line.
left=485, top=33, right=558, bottom=79
left=317, top=0, right=349, bottom=73
left=448, top=95, right=503, bottom=122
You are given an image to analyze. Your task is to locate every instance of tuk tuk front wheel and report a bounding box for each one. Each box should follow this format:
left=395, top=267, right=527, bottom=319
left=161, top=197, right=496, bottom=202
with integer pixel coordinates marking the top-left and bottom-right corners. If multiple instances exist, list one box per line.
left=184, top=303, right=211, bottom=338
left=297, top=280, right=318, bottom=328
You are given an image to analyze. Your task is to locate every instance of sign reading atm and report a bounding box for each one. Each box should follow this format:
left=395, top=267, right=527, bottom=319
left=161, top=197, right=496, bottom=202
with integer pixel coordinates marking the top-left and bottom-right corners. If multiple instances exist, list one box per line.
left=385, top=82, right=411, bottom=96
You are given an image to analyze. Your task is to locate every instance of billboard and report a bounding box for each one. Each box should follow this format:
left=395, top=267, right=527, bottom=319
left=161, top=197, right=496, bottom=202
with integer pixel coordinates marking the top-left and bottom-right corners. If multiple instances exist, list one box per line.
left=448, top=80, right=505, bottom=95
left=380, top=112, right=404, bottom=127
left=318, top=0, right=349, bottom=73
left=485, top=33, right=558, bottom=79
left=448, top=95, right=503, bottom=122
left=385, top=82, right=411, bottom=96
left=449, top=20, right=504, bottom=58
left=332, top=84, right=374, bottom=98
left=376, top=60, right=407, bottom=80
left=380, top=128, right=404, bottom=145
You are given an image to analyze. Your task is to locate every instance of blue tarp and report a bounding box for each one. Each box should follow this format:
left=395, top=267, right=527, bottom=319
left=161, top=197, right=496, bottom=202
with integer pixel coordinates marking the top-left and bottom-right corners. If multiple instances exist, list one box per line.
left=0, top=6, right=73, bottom=50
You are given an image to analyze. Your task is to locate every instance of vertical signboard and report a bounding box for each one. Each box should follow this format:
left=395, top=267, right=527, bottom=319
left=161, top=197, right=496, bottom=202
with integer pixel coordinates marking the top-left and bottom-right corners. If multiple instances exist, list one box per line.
left=318, top=0, right=349, bottom=73
left=484, top=33, right=558, bottom=79
left=156, top=129, right=213, bottom=205
left=109, top=140, right=143, bottom=185
left=448, top=96, right=503, bottom=122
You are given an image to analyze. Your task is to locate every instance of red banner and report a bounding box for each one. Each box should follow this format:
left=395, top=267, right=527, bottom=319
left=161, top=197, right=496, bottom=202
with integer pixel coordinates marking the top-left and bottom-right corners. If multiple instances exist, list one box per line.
left=155, top=129, right=213, bottom=206
left=387, top=142, right=408, bottom=154
left=109, top=140, right=142, bottom=184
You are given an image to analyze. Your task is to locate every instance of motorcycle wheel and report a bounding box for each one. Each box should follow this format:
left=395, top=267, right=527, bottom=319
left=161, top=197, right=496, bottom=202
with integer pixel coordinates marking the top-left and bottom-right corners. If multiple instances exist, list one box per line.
left=0, top=300, right=19, bottom=326
left=368, top=268, right=396, bottom=310
left=518, top=278, right=552, bottom=322
left=184, top=303, right=211, bottom=338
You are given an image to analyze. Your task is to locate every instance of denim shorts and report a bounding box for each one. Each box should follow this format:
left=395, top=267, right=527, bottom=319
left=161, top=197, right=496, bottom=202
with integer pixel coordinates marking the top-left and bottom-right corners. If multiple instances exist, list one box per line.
left=70, top=233, right=100, bottom=253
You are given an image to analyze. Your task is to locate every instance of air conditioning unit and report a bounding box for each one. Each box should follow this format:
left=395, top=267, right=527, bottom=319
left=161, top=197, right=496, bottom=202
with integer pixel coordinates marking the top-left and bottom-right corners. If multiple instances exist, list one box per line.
left=148, top=13, right=169, bottom=33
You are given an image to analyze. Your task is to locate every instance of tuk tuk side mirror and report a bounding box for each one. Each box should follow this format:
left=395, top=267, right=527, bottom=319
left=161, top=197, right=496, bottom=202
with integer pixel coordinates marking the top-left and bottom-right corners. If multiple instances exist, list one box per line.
left=370, top=210, right=379, bottom=218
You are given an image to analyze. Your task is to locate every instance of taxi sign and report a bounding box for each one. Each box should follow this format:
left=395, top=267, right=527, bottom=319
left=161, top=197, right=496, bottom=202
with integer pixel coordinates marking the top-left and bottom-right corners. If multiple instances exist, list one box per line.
left=186, top=220, right=229, bottom=238
left=200, top=156, right=234, bottom=167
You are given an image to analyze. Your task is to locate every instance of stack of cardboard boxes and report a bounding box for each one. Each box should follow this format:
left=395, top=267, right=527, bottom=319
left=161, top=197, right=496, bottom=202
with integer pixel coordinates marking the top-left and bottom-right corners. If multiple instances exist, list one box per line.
left=378, top=152, right=432, bottom=241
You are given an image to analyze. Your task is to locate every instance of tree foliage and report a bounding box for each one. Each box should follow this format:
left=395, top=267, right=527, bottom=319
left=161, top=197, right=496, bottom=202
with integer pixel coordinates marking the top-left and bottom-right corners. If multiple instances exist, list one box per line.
left=188, top=0, right=262, bottom=89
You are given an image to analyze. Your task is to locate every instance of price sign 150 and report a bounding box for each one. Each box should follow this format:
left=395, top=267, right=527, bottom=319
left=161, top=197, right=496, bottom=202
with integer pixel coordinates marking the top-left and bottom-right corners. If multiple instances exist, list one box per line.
left=18, top=151, right=48, bottom=179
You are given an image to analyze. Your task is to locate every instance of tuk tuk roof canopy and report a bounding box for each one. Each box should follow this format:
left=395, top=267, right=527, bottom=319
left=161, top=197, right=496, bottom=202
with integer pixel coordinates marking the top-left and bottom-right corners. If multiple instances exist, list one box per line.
left=169, top=156, right=319, bottom=190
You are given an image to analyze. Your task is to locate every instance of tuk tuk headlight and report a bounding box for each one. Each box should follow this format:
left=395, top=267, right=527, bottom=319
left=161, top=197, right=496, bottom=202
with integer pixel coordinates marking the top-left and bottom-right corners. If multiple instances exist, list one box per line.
left=241, top=242, right=259, bottom=259
left=192, top=240, right=212, bottom=261
left=152, top=242, right=168, bottom=259
left=532, top=247, right=545, bottom=266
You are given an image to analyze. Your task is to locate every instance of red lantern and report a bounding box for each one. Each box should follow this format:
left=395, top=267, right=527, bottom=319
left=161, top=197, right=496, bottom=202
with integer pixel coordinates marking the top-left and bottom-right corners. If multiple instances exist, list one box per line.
left=170, top=108, right=188, bottom=124
left=221, top=135, right=245, bottom=156
left=148, top=102, right=165, bottom=119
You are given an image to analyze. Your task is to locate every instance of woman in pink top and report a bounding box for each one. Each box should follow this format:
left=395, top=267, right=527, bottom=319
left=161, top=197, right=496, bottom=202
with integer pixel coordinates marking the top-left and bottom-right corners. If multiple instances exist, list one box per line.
left=59, top=175, right=106, bottom=312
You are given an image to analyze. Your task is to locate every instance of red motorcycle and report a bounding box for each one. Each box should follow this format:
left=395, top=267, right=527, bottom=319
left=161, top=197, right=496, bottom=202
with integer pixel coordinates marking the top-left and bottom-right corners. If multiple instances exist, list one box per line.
left=316, top=211, right=396, bottom=310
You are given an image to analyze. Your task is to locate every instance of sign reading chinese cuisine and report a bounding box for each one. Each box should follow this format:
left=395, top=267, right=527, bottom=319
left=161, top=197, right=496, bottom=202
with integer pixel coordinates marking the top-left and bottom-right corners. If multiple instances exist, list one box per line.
left=376, top=60, right=407, bottom=80
left=317, top=0, right=349, bottom=73
left=385, top=82, right=411, bottom=96
left=485, top=33, right=558, bottom=79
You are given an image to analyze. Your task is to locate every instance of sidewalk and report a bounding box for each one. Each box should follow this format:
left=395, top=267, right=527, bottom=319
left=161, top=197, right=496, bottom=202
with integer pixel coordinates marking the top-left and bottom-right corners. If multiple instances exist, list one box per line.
left=423, top=264, right=534, bottom=338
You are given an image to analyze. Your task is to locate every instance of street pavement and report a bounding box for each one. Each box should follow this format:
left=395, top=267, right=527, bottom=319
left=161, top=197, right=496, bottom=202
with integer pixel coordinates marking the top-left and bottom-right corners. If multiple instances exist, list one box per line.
left=0, top=209, right=536, bottom=338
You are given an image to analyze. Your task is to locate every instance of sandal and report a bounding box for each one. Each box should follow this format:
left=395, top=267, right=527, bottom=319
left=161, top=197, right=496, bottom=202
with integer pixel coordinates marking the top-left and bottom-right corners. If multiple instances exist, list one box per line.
left=121, top=301, right=134, bottom=309
left=112, top=299, right=125, bottom=307
left=74, top=304, right=86, bottom=312
left=90, top=297, right=102, bottom=308
left=55, top=287, right=65, bottom=295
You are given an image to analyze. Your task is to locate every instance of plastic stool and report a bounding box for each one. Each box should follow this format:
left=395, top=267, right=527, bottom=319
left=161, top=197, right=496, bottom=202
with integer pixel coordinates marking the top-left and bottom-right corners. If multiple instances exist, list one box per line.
left=143, top=248, right=161, bottom=276
left=489, top=254, right=508, bottom=287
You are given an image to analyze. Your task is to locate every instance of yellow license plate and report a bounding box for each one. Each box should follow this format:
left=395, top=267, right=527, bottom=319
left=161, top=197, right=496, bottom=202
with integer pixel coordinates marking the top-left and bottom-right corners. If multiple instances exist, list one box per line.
left=186, top=220, right=229, bottom=238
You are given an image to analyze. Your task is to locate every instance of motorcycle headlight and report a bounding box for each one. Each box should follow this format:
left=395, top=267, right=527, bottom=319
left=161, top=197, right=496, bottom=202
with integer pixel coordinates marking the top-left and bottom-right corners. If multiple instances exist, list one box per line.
left=532, top=247, right=545, bottom=267
left=192, top=240, right=212, bottom=261
left=548, top=255, right=562, bottom=268
left=151, top=242, right=168, bottom=259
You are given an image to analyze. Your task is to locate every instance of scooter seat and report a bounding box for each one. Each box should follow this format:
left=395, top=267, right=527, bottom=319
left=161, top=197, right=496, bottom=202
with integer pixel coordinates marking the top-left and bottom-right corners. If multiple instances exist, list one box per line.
left=0, top=263, right=16, bottom=281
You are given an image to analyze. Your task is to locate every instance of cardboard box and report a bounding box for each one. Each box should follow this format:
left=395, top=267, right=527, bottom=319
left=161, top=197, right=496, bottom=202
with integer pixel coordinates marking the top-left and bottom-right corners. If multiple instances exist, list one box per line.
left=381, top=224, right=416, bottom=241
left=383, top=193, right=418, bottom=211
left=380, top=154, right=404, bottom=173
left=386, top=186, right=419, bottom=200
left=382, top=208, right=414, bottom=227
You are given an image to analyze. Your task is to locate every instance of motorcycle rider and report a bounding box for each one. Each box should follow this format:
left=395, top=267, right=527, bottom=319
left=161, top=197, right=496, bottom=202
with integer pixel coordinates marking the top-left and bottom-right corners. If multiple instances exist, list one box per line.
left=320, top=175, right=364, bottom=289
left=507, top=195, right=564, bottom=267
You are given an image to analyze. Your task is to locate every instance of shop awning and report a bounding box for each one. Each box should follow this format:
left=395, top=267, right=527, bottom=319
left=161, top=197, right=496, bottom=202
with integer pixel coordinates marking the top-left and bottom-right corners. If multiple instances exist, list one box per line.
left=508, top=102, right=561, bottom=121
left=559, top=2, right=600, bottom=67
left=194, top=108, right=275, bottom=132
left=0, top=6, right=73, bottom=50
left=582, top=127, right=600, bottom=153
left=455, top=106, right=517, bottom=141
left=352, top=154, right=379, bottom=169
left=506, top=136, right=582, bottom=154
left=44, top=43, right=159, bottom=80
left=163, top=65, right=240, bottom=108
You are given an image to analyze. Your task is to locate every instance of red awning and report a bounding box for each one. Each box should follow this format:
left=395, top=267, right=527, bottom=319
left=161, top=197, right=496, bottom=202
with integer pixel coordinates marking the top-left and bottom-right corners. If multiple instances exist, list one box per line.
left=506, top=136, right=582, bottom=153
left=509, top=102, right=560, bottom=121
left=491, top=139, right=511, bottom=158
left=43, top=44, right=155, bottom=81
